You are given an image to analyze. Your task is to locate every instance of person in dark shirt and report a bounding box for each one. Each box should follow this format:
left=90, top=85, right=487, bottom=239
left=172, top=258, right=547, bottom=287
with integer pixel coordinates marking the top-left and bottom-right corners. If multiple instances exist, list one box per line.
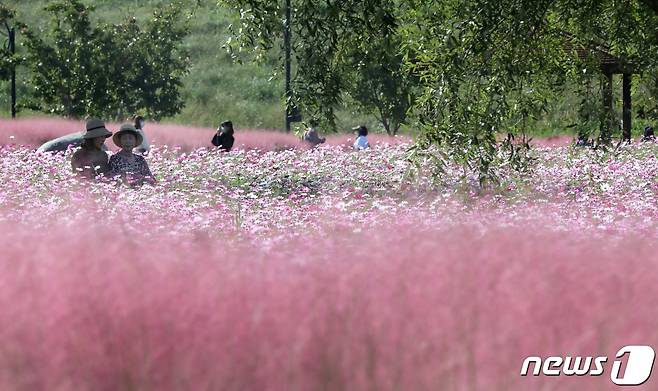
left=642, top=125, right=655, bottom=142
left=575, top=130, right=591, bottom=147
left=212, top=121, right=235, bottom=152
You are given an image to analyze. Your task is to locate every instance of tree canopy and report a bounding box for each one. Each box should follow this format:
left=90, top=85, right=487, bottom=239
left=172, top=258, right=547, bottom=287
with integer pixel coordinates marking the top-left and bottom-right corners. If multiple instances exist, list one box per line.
left=221, top=0, right=658, bottom=181
left=221, top=0, right=412, bottom=134
left=20, top=0, right=191, bottom=120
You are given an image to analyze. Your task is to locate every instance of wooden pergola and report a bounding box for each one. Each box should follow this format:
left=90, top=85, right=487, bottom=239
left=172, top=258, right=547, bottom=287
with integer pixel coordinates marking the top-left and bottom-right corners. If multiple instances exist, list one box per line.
left=565, top=37, right=635, bottom=142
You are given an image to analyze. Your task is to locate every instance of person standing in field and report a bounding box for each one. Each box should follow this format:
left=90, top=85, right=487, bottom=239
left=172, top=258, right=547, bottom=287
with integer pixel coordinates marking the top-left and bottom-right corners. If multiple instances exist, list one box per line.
left=109, top=124, right=156, bottom=186
left=303, top=119, right=326, bottom=147
left=133, top=115, right=151, bottom=153
left=71, top=118, right=113, bottom=179
left=353, top=125, right=370, bottom=150
left=212, top=121, right=235, bottom=152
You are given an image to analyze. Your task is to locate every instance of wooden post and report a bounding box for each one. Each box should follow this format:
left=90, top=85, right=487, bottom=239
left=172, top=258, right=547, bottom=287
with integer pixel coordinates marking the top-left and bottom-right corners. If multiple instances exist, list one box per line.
left=622, top=73, right=631, bottom=142
left=600, top=73, right=614, bottom=144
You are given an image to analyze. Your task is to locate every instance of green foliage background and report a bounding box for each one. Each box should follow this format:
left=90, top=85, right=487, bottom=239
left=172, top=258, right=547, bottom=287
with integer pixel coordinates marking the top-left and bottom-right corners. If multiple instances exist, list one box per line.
left=1, top=0, right=657, bottom=139
left=1, top=0, right=374, bottom=130
left=19, top=0, right=191, bottom=120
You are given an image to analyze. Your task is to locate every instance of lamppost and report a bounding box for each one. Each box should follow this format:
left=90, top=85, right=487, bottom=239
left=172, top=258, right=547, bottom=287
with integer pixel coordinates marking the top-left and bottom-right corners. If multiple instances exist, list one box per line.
left=283, top=0, right=301, bottom=132
left=284, top=0, right=291, bottom=132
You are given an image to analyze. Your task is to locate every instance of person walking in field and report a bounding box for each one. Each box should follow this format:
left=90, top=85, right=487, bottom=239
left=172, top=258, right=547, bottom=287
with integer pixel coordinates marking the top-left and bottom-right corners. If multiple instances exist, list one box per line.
left=109, top=124, right=156, bottom=186
left=303, top=119, right=326, bottom=147
left=133, top=115, right=151, bottom=153
left=353, top=125, right=370, bottom=150
left=71, top=118, right=113, bottom=179
left=212, top=121, right=235, bottom=152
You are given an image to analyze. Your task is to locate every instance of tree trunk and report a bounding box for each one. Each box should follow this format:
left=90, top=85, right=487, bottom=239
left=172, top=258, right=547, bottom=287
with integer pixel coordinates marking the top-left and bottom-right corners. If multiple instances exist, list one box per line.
left=599, top=73, right=614, bottom=144
left=622, top=73, right=632, bottom=142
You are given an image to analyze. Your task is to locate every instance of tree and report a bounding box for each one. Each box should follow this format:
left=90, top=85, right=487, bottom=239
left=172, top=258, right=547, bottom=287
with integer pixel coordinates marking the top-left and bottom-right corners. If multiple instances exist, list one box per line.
left=398, top=0, right=568, bottom=182
left=21, top=0, right=191, bottom=120
left=222, top=0, right=658, bottom=182
left=1, top=4, right=23, bottom=118
left=346, top=28, right=416, bottom=136
left=399, top=0, right=658, bottom=181
left=104, top=4, right=191, bottom=119
left=0, top=5, right=18, bottom=82
left=220, top=0, right=411, bottom=132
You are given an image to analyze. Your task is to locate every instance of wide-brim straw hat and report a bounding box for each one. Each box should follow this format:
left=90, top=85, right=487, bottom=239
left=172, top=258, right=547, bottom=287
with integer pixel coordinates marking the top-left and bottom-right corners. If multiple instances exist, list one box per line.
left=113, top=124, right=144, bottom=148
left=83, top=118, right=112, bottom=139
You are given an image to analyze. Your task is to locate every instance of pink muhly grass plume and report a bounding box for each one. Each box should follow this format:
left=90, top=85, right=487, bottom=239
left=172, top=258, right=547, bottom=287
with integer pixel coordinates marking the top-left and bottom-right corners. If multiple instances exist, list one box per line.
left=0, top=117, right=83, bottom=146
left=529, top=134, right=575, bottom=147
left=4, top=117, right=637, bottom=150
left=0, top=216, right=655, bottom=390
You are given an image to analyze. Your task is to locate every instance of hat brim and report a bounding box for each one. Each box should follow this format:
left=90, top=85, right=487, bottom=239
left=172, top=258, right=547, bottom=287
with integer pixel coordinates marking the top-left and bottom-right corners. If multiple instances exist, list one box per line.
left=113, top=129, right=144, bottom=148
left=83, top=128, right=112, bottom=139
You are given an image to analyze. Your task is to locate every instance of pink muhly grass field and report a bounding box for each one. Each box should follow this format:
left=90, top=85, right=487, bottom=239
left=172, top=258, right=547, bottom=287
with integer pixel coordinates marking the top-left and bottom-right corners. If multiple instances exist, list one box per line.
left=0, top=216, right=655, bottom=390
left=3, top=121, right=658, bottom=389
left=0, top=117, right=302, bottom=151
left=0, top=117, right=409, bottom=151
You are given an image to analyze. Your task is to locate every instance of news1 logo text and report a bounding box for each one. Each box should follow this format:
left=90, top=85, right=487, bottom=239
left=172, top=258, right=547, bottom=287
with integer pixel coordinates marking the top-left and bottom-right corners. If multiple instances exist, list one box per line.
left=521, top=345, right=656, bottom=386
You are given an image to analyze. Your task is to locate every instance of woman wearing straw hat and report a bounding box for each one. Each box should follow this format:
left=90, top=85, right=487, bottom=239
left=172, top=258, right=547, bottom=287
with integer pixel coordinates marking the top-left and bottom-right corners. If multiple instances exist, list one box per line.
left=71, top=118, right=113, bottom=179
left=108, top=124, right=156, bottom=186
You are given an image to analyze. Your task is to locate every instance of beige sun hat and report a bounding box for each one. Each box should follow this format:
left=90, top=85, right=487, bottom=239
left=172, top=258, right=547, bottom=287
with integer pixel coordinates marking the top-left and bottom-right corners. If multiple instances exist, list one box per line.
left=83, top=118, right=112, bottom=139
left=113, top=124, right=144, bottom=148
